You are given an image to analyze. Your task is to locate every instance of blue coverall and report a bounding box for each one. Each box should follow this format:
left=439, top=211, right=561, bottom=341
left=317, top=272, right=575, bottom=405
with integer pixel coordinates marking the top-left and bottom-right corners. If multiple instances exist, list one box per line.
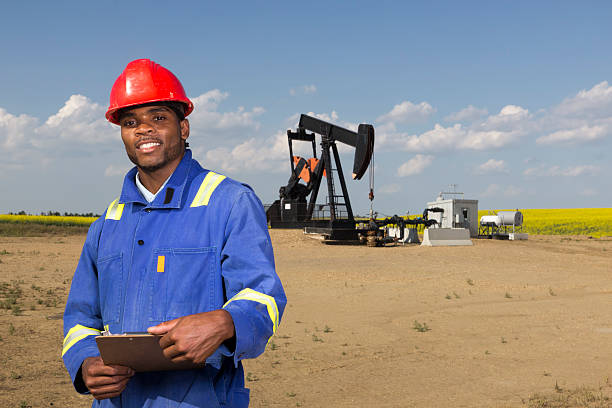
left=62, top=150, right=286, bottom=407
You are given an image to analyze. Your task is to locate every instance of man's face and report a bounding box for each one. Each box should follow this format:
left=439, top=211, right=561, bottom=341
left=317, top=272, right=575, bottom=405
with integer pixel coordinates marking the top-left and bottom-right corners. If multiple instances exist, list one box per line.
left=119, top=105, right=189, bottom=173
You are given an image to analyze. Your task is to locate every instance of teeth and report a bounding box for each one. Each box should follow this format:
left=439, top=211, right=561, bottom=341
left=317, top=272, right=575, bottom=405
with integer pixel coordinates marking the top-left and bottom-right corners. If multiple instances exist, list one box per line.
left=139, top=142, right=160, bottom=149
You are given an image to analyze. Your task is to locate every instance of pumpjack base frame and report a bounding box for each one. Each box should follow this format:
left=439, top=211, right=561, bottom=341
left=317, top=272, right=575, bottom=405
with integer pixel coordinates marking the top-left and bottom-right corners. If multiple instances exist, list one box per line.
left=304, top=226, right=360, bottom=241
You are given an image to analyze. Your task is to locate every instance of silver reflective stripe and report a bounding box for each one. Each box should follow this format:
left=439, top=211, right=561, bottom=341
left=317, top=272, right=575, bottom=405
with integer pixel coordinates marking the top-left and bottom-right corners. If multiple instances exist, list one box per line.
left=191, top=172, right=227, bottom=207
left=105, top=198, right=124, bottom=220
left=223, top=288, right=279, bottom=333
left=62, top=325, right=101, bottom=356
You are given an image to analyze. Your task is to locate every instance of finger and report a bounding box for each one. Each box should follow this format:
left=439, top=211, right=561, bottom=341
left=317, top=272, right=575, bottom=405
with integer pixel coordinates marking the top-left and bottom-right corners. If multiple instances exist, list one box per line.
left=89, top=363, right=134, bottom=377
left=147, top=318, right=180, bottom=335
left=158, top=333, right=174, bottom=350
left=87, top=374, right=133, bottom=388
left=90, top=375, right=131, bottom=394
left=170, top=354, right=191, bottom=363
left=161, top=344, right=184, bottom=360
left=91, top=377, right=131, bottom=399
left=108, top=365, right=135, bottom=376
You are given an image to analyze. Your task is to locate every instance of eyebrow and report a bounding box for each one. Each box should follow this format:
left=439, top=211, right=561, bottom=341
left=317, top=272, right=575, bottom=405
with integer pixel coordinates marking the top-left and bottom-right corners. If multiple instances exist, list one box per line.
left=120, top=106, right=172, bottom=119
left=146, top=107, right=173, bottom=114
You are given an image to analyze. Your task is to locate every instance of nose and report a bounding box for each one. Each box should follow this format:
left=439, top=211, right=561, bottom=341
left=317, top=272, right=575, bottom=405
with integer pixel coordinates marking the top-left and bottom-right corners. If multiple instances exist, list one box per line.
left=135, top=120, right=154, bottom=135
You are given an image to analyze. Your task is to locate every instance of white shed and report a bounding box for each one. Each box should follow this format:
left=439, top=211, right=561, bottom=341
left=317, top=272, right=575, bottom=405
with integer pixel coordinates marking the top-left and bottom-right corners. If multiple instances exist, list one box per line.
left=426, top=196, right=479, bottom=237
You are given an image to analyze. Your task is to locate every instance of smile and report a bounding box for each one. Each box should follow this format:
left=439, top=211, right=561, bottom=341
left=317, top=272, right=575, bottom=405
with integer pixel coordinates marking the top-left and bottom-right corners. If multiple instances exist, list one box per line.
left=137, top=141, right=162, bottom=152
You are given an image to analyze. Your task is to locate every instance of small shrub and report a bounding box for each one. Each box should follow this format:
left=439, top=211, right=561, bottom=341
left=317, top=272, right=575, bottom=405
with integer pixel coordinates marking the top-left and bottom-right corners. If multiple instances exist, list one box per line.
left=413, top=320, right=430, bottom=332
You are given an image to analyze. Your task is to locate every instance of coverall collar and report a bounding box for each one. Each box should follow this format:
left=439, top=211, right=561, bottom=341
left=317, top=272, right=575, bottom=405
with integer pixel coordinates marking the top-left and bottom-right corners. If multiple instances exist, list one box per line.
left=119, top=149, right=194, bottom=209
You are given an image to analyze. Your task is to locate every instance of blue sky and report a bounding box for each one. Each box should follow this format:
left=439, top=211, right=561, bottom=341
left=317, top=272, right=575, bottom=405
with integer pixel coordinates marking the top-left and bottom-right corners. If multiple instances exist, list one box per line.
left=1, top=1, right=611, bottom=216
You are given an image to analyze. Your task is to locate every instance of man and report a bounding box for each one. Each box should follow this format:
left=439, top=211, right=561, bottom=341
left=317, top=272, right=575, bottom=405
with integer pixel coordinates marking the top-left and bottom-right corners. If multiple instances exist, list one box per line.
left=62, top=59, right=286, bottom=407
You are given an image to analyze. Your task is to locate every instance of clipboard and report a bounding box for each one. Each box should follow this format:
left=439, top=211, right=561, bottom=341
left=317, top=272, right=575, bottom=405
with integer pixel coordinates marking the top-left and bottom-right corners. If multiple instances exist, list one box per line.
left=95, top=333, right=199, bottom=372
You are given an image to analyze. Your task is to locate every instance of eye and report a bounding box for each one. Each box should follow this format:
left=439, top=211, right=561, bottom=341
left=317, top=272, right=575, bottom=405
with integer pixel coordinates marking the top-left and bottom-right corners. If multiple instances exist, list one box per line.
left=154, top=115, right=167, bottom=121
left=121, top=119, right=136, bottom=127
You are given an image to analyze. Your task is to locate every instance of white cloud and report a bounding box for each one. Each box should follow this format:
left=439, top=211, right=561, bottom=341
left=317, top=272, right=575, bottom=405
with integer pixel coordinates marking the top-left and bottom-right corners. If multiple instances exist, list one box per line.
left=377, top=100, right=435, bottom=125
left=476, top=159, right=508, bottom=174
left=378, top=184, right=400, bottom=194
left=303, top=85, right=317, bottom=94
left=523, top=164, right=600, bottom=177
left=553, top=81, right=612, bottom=118
left=0, top=108, right=38, bottom=150
left=444, top=105, right=488, bottom=122
left=188, top=90, right=265, bottom=139
left=402, top=124, right=464, bottom=151
left=480, top=183, right=522, bottom=197
left=397, top=154, right=434, bottom=177
left=579, top=188, right=598, bottom=197
left=104, top=164, right=131, bottom=177
left=385, top=123, right=522, bottom=152
left=203, top=130, right=288, bottom=174
left=536, top=124, right=608, bottom=145
left=289, top=84, right=317, bottom=96
left=532, top=82, right=612, bottom=146
left=378, top=104, right=529, bottom=153
left=461, top=129, right=522, bottom=150
left=479, top=105, right=530, bottom=130
left=33, top=95, right=116, bottom=148
left=205, top=108, right=363, bottom=174
left=0, top=90, right=269, bottom=174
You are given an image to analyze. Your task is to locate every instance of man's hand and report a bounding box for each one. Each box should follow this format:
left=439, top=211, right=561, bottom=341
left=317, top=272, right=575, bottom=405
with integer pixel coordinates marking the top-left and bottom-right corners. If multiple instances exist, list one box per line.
left=147, top=309, right=235, bottom=365
left=81, top=357, right=134, bottom=400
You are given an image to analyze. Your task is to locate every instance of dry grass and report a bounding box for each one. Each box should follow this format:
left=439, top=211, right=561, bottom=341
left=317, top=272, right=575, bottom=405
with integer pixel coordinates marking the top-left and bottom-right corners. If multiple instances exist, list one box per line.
left=525, top=383, right=612, bottom=408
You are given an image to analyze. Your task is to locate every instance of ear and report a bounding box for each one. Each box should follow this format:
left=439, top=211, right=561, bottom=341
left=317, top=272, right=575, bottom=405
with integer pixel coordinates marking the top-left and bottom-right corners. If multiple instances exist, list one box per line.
left=180, top=119, right=190, bottom=142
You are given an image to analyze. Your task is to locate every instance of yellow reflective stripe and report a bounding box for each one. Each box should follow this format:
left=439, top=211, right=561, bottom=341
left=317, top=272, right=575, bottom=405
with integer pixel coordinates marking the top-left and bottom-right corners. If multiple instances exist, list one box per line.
left=223, top=288, right=279, bottom=334
left=157, top=255, right=165, bottom=273
left=62, top=324, right=101, bottom=356
left=190, top=172, right=227, bottom=207
left=105, top=198, right=124, bottom=220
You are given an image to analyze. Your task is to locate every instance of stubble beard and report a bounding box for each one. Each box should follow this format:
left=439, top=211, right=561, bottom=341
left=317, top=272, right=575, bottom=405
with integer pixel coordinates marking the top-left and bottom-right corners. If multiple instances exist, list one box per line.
left=128, top=141, right=184, bottom=173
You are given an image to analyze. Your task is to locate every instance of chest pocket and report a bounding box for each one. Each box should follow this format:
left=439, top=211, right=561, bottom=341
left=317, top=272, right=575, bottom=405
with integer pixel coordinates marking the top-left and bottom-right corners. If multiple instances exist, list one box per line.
left=148, top=247, right=217, bottom=322
left=97, top=253, right=123, bottom=324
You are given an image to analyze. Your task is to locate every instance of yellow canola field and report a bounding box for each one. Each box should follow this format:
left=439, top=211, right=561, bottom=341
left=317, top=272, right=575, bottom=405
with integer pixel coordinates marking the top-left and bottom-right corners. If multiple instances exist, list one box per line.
left=1, top=209, right=611, bottom=237
left=478, top=208, right=612, bottom=238
left=0, top=214, right=96, bottom=227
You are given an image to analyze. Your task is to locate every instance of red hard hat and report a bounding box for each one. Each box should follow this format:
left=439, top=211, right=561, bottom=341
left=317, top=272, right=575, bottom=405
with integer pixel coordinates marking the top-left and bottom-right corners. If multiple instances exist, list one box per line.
left=105, top=59, right=194, bottom=125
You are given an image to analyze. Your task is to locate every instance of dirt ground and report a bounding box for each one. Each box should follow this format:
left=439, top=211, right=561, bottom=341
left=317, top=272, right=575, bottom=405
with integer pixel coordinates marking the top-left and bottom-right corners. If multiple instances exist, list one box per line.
left=0, top=230, right=611, bottom=407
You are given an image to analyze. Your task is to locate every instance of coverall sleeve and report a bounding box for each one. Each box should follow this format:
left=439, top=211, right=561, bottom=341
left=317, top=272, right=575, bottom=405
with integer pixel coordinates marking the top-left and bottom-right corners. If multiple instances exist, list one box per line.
left=221, top=190, right=287, bottom=366
left=62, top=219, right=104, bottom=393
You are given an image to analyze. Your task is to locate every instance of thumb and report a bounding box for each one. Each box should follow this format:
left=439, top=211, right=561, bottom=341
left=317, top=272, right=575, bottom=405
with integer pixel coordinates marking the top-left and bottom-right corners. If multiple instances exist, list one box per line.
left=147, top=318, right=179, bottom=335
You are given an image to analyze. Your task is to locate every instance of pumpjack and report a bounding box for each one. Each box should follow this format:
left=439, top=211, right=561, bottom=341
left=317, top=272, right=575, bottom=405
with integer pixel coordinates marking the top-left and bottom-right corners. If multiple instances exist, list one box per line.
left=266, top=114, right=374, bottom=241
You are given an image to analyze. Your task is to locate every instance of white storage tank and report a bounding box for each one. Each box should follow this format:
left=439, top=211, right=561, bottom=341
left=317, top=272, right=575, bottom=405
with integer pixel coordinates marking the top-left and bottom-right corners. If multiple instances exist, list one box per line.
left=497, top=211, right=523, bottom=226
left=479, top=211, right=523, bottom=227
left=480, top=215, right=500, bottom=226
